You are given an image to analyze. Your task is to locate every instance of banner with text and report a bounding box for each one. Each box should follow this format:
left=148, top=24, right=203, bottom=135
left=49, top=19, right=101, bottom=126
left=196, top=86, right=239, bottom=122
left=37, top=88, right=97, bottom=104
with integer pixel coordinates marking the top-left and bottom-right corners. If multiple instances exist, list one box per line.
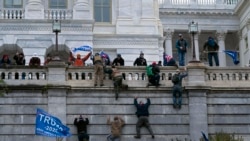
left=35, top=108, right=71, bottom=137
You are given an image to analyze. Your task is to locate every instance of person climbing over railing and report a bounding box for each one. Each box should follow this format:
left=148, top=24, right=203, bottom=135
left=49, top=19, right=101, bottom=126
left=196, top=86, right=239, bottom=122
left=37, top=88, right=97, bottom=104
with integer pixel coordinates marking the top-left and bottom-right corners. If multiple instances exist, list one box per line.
left=171, top=68, right=188, bottom=109
left=105, top=65, right=128, bottom=100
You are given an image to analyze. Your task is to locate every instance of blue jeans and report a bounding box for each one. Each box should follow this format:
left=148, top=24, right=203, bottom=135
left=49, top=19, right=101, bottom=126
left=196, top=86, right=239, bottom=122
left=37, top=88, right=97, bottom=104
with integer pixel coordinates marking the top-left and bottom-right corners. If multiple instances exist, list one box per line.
left=173, top=85, right=182, bottom=106
left=149, top=74, right=160, bottom=86
left=78, top=132, right=89, bottom=141
left=107, top=134, right=120, bottom=141
left=178, top=52, right=185, bottom=66
left=208, top=52, right=219, bottom=66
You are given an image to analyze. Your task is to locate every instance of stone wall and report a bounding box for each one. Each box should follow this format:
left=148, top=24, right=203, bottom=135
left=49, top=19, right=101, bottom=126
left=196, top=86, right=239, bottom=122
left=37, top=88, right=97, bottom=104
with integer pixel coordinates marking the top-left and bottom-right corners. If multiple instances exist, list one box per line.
left=1, top=85, right=250, bottom=141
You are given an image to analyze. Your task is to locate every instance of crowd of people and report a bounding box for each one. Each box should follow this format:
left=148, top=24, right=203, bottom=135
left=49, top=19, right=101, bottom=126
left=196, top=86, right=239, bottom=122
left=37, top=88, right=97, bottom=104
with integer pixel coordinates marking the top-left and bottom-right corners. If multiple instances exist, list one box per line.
left=0, top=49, right=189, bottom=105
left=0, top=52, right=41, bottom=67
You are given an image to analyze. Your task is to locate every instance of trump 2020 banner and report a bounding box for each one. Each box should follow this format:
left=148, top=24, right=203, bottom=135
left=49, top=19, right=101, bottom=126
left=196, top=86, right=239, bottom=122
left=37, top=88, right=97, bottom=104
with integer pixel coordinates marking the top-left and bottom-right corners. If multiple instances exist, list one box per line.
left=35, top=108, right=71, bottom=137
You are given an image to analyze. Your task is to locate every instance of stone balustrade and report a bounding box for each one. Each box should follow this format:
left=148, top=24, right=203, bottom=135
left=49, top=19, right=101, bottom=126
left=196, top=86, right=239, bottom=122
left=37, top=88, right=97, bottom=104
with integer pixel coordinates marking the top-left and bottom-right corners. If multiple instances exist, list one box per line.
left=1, top=8, right=24, bottom=19
left=1, top=65, right=250, bottom=89
left=44, top=9, right=72, bottom=20
left=158, top=0, right=239, bottom=7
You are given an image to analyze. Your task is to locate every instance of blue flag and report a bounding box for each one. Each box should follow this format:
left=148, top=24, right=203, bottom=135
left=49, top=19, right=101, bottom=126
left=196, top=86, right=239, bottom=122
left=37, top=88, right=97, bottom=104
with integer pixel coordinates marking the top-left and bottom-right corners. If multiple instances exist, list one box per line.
left=72, top=45, right=92, bottom=53
left=201, top=131, right=209, bottom=141
left=224, top=50, right=239, bottom=65
left=35, top=108, right=71, bottom=137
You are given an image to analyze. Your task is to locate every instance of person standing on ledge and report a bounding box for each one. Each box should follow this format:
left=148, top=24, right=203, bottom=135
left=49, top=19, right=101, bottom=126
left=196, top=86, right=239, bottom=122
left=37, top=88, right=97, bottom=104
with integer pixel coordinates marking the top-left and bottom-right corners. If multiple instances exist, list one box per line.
left=203, top=36, right=220, bottom=66
left=175, top=34, right=188, bottom=66
left=133, top=52, right=147, bottom=66
left=93, top=52, right=104, bottom=87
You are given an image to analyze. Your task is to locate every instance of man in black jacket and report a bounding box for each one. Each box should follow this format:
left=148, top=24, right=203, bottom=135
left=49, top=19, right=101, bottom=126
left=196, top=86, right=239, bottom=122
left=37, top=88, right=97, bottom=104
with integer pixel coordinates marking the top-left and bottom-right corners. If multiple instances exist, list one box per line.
left=74, top=115, right=89, bottom=141
left=134, top=97, right=154, bottom=139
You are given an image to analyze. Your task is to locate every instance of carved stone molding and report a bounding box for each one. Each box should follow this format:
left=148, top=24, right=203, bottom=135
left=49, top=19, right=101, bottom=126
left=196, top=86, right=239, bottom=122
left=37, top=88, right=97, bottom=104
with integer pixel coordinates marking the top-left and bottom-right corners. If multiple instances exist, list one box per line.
left=216, top=30, right=227, bottom=41
left=163, top=27, right=174, bottom=40
left=94, top=39, right=157, bottom=46
left=0, top=25, right=92, bottom=32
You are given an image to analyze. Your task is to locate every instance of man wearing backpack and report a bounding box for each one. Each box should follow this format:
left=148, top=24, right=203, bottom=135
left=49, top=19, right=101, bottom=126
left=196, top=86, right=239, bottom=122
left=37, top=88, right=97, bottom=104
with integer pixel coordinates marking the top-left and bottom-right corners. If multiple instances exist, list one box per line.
left=203, top=36, right=220, bottom=66
left=172, top=68, right=188, bottom=109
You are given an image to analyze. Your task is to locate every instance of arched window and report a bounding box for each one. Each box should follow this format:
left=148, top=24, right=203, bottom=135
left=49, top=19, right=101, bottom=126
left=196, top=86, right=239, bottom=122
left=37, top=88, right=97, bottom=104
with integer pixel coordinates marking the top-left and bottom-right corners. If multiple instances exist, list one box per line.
left=94, top=0, right=111, bottom=22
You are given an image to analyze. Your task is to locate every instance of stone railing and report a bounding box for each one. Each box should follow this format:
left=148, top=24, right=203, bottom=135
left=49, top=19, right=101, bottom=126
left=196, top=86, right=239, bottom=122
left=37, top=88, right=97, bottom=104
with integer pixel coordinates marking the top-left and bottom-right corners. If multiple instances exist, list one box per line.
left=1, top=8, right=24, bottom=19
left=0, top=66, right=46, bottom=80
left=0, top=8, right=73, bottom=20
left=158, top=0, right=239, bottom=8
left=1, top=65, right=250, bottom=89
left=44, top=9, right=72, bottom=20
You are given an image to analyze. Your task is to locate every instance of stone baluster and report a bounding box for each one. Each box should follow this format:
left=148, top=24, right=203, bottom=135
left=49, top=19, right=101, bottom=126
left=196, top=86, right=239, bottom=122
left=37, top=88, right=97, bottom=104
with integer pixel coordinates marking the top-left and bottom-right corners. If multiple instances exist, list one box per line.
left=10, top=72, right=14, bottom=80
left=216, top=30, right=227, bottom=67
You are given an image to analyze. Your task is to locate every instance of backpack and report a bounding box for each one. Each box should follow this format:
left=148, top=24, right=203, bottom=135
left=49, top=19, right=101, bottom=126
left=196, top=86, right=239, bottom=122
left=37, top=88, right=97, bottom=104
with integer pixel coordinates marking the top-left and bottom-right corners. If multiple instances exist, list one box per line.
left=94, top=55, right=102, bottom=63
left=146, top=66, right=153, bottom=77
left=172, top=73, right=180, bottom=84
left=207, top=38, right=215, bottom=47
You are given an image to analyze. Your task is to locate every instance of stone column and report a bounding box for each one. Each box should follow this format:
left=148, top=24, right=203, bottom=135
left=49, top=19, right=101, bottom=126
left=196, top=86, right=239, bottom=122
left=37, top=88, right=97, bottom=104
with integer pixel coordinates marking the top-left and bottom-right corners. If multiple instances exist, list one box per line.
left=247, top=29, right=250, bottom=66
left=216, top=31, right=227, bottom=67
left=194, top=34, right=200, bottom=61
left=159, top=37, right=164, bottom=63
left=73, top=0, right=91, bottom=20
left=164, top=28, right=174, bottom=56
left=186, top=63, right=209, bottom=141
left=25, top=0, right=44, bottom=19
left=238, top=32, right=244, bottom=67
